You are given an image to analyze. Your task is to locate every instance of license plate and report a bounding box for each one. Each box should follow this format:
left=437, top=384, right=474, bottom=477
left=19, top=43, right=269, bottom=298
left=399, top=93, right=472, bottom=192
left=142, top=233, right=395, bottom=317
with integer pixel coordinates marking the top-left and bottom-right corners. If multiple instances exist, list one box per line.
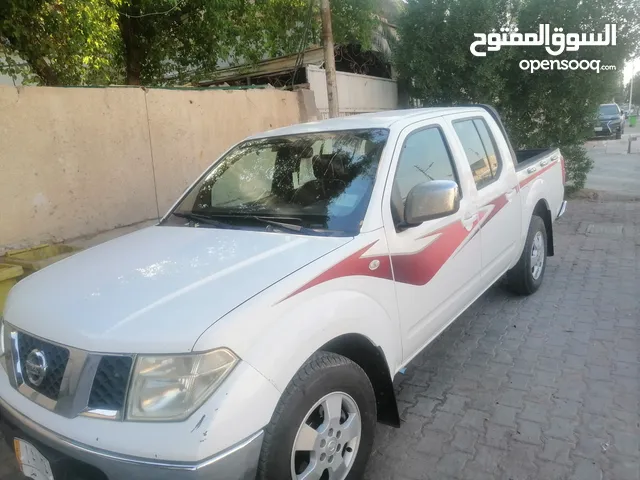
left=14, top=439, right=54, bottom=480
left=594, top=126, right=603, bottom=132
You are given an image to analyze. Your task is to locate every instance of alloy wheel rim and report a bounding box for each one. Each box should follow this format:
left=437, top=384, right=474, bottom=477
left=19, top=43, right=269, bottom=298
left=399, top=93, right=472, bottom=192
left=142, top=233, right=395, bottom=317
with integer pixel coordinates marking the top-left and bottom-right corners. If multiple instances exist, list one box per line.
left=531, top=231, right=545, bottom=280
left=290, top=391, right=362, bottom=480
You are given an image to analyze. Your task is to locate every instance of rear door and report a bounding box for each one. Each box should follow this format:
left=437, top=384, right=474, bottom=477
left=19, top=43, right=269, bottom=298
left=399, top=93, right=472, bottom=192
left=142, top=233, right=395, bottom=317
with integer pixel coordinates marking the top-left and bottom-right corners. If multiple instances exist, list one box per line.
left=446, top=113, right=521, bottom=282
left=382, top=119, right=484, bottom=361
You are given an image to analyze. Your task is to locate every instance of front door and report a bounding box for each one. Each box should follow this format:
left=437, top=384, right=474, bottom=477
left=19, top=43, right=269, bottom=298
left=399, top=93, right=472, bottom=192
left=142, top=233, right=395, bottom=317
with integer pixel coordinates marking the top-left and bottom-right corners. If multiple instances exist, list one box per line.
left=382, top=121, right=483, bottom=361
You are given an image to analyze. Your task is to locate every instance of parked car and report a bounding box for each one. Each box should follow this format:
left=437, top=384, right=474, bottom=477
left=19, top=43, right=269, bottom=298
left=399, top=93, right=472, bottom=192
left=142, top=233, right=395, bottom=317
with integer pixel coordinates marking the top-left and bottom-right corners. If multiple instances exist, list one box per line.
left=0, top=105, right=566, bottom=480
left=595, top=103, right=625, bottom=139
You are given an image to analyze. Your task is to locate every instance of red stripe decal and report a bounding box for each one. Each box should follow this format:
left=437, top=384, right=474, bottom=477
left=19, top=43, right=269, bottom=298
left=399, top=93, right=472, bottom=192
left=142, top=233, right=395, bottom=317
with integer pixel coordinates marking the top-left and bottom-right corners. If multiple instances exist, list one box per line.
left=278, top=241, right=393, bottom=303
left=280, top=193, right=511, bottom=301
left=482, top=193, right=509, bottom=227
left=461, top=192, right=508, bottom=244
left=519, top=161, right=556, bottom=189
left=391, top=220, right=469, bottom=286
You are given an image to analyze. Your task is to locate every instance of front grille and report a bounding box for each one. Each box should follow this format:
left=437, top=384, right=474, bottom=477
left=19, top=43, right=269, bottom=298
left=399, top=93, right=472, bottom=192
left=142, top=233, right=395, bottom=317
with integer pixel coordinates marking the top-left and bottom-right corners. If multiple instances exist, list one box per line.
left=17, top=332, right=70, bottom=400
left=8, top=326, right=136, bottom=419
left=88, top=355, right=133, bottom=411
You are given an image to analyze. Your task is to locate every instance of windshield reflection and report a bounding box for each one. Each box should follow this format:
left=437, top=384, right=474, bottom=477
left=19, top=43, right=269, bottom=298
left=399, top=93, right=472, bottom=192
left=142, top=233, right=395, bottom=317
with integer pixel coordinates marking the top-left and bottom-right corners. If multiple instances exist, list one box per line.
left=164, top=129, right=389, bottom=235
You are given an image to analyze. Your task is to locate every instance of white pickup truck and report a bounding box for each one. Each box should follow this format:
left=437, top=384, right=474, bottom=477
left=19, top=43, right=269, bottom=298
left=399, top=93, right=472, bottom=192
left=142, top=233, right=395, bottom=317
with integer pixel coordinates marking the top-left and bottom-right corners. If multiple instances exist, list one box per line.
left=0, top=105, right=566, bottom=480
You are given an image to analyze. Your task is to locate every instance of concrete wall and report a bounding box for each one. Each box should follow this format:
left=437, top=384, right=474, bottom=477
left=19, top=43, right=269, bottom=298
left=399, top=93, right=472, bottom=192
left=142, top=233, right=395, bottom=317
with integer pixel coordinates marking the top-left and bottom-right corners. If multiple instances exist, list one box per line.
left=147, top=88, right=313, bottom=212
left=306, top=65, right=398, bottom=119
left=0, top=85, right=317, bottom=253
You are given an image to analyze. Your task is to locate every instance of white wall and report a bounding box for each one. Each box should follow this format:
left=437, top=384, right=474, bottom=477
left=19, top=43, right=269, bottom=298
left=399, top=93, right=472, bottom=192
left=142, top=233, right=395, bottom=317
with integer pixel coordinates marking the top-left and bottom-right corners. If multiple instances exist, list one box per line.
left=306, top=65, right=398, bottom=118
left=0, top=86, right=317, bottom=252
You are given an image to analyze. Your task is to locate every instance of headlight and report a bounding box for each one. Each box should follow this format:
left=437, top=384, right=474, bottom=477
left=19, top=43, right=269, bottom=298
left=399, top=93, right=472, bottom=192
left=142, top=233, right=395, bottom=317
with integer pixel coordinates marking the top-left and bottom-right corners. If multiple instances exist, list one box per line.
left=126, top=348, right=238, bottom=421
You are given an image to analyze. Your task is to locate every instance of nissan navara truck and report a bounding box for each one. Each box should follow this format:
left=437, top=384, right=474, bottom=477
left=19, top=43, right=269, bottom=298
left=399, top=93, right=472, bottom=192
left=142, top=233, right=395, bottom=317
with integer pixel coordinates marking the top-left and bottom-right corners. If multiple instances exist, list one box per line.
left=1, top=105, right=566, bottom=480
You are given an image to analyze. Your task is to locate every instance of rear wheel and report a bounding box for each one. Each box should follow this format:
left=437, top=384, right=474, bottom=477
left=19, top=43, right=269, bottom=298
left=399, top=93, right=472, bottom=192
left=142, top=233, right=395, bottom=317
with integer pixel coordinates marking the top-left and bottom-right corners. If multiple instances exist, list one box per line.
left=505, top=215, right=547, bottom=295
left=257, top=352, right=377, bottom=480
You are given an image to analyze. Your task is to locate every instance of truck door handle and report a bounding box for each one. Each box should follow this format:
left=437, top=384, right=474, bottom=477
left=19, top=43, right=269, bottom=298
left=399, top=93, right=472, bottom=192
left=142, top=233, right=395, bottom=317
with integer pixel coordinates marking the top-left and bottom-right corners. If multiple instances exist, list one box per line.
left=461, top=213, right=478, bottom=231
left=505, top=188, right=517, bottom=201
left=527, top=166, right=537, bottom=174
left=540, top=159, right=549, bottom=166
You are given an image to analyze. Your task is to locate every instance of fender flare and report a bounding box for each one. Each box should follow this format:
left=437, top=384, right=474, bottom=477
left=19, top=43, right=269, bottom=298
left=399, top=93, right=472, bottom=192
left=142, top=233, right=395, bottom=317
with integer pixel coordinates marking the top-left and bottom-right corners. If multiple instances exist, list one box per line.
left=215, top=289, right=403, bottom=427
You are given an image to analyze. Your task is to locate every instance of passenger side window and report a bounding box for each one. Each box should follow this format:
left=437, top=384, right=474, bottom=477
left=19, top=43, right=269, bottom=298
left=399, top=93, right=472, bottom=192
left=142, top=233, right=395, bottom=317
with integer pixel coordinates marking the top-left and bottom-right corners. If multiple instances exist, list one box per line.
left=453, top=118, right=502, bottom=189
left=391, top=127, right=458, bottom=223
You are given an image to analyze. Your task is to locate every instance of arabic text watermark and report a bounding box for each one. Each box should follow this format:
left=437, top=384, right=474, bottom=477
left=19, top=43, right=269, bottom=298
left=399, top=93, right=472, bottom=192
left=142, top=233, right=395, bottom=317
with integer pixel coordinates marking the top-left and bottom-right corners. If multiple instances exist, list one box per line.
left=470, top=24, right=616, bottom=57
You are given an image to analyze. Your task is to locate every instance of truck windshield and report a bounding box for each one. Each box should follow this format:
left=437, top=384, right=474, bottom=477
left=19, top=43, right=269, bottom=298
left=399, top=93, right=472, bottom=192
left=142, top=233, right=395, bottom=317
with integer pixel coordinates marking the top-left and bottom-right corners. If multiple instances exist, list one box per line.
left=599, top=105, right=619, bottom=116
left=166, top=129, right=389, bottom=235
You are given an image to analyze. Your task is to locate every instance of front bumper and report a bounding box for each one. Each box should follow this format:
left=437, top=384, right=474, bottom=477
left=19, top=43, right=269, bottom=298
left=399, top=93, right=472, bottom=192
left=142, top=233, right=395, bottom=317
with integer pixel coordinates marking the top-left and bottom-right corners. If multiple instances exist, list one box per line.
left=594, top=121, right=622, bottom=136
left=0, top=396, right=263, bottom=480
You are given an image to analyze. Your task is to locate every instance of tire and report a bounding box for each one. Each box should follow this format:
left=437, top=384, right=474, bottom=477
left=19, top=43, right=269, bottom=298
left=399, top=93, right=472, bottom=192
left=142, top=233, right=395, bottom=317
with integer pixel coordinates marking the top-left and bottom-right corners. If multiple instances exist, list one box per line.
left=616, top=130, right=622, bottom=140
left=505, top=215, right=547, bottom=295
left=257, top=351, right=377, bottom=480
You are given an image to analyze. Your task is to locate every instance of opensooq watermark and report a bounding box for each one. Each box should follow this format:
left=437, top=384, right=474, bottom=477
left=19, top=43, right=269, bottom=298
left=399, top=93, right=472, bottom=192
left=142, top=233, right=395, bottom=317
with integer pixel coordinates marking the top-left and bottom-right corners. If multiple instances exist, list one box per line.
left=470, top=24, right=617, bottom=73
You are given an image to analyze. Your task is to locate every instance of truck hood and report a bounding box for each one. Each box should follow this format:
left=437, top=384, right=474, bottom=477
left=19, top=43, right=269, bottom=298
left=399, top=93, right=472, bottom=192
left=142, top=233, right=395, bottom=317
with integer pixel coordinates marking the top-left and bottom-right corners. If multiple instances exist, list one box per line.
left=4, top=226, right=350, bottom=353
left=597, top=114, right=621, bottom=121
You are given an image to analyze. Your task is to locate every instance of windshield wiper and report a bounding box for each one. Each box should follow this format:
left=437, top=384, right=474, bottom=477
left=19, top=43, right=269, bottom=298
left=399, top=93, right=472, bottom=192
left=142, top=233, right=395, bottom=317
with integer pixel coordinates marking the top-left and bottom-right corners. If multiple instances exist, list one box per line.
left=171, top=211, right=231, bottom=228
left=195, top=213, right=338, bottom=236
left=243, top=216, right=348, bottom=236
left=248, top=216, right=311, bottom=233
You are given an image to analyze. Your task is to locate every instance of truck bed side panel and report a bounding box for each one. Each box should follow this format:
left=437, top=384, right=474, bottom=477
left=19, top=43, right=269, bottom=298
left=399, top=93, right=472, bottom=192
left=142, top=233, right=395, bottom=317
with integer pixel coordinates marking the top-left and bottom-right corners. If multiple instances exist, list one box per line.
left=515, top=148, right=565, bottom=257
left=515, top=148, right=556, bottom=168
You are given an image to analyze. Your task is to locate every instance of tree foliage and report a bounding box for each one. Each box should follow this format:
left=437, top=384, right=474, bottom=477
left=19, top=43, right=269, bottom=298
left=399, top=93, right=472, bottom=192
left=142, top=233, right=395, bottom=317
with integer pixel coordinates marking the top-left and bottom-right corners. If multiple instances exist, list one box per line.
left=395, top=0, right=640, bottom=190
left=0, top=0, right=121, bottom=85
left=624, top=72, right=640, bottom=106
left=0, top=0, right=379, bottom=86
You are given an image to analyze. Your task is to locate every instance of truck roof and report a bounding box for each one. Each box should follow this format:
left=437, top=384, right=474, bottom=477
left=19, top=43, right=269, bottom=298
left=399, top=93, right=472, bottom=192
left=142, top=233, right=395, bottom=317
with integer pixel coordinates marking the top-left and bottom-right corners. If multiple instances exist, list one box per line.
left=247, top=106, right=482, bottom=139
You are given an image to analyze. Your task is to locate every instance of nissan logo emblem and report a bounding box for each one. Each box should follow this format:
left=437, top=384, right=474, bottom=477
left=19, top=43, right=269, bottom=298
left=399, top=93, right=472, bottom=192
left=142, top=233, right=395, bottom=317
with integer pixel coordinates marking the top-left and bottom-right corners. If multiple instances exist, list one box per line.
left=25, top=349, right=48, bottom=387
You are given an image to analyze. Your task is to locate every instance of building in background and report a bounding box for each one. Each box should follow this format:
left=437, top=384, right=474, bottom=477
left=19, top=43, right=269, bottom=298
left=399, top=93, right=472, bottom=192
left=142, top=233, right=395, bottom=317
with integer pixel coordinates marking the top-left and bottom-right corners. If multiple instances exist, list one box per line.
left=198, top=41, right=398, bottom=119
left=0, top=55, right=26, bottom=86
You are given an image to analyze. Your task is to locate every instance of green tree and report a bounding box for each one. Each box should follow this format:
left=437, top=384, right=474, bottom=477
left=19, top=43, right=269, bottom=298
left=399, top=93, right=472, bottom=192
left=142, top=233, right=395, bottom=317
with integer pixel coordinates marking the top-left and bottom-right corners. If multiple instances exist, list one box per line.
left=613, top=73, right=627, bottom=104
left=0, top=0, right=122, bottom=85
left=624, top=72, right=640, bottom=106
left=395, top=0, right=640, bottom=190
left=0, top=0, right=379, bottom=86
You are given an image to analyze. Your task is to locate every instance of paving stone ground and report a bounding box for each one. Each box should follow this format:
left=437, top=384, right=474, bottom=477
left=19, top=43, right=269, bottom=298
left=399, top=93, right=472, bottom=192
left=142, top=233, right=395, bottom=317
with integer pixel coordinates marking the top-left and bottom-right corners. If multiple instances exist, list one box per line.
left=364, top=198, right=640, bottom=480
left=1, top=197, right=639, bottom=480
left=584, top=135, right=640, bottom=198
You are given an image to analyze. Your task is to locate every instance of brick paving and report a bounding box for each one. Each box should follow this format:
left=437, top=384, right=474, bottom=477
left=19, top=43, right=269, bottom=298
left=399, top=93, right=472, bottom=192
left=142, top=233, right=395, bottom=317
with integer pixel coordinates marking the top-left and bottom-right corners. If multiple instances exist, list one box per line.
left=365, top=198, right=640, bottom=480
left=1, top=198, right=639, bottom=479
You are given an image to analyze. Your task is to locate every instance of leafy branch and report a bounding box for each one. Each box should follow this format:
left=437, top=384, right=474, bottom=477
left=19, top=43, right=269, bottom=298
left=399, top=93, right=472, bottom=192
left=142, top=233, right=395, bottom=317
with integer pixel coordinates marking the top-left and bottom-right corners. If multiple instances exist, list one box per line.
left=0, top=0, right=381, bottom=87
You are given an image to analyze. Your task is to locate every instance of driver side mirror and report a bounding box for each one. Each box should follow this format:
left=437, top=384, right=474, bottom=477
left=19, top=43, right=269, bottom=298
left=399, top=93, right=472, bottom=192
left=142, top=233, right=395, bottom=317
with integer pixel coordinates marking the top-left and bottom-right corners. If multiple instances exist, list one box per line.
left=404, top=180, right=460, bottom=227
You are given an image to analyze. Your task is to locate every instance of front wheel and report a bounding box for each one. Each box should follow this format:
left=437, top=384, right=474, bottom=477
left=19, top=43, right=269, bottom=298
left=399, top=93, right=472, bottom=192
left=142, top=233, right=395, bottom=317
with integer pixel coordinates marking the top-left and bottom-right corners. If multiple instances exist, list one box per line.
left=505, top=215, right=547, bottom=295
left=257, top=351, right=377, bottom=480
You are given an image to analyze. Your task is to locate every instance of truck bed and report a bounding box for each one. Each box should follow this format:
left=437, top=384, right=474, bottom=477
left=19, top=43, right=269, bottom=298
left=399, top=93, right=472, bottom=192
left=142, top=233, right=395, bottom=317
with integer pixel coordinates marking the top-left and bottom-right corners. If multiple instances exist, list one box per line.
left=454, top=105, right=565, bottom=211
left=457, top=104, right=559, bottom=173
left=515, top=148, right=557, bottom=169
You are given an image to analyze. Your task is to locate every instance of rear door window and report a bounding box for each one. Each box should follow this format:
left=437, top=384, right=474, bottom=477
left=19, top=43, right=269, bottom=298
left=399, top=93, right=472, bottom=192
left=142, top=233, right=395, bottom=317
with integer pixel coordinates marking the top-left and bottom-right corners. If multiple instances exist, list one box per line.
left=453, top=118, right=502, bottom=189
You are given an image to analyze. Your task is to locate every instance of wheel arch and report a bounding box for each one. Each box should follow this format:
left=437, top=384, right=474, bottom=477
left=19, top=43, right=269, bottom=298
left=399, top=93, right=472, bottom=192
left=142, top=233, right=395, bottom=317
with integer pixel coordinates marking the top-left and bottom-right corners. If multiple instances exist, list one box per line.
left=320, top=333, right=401, bottom=428
left=532, top=199, right=554, bottom=257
